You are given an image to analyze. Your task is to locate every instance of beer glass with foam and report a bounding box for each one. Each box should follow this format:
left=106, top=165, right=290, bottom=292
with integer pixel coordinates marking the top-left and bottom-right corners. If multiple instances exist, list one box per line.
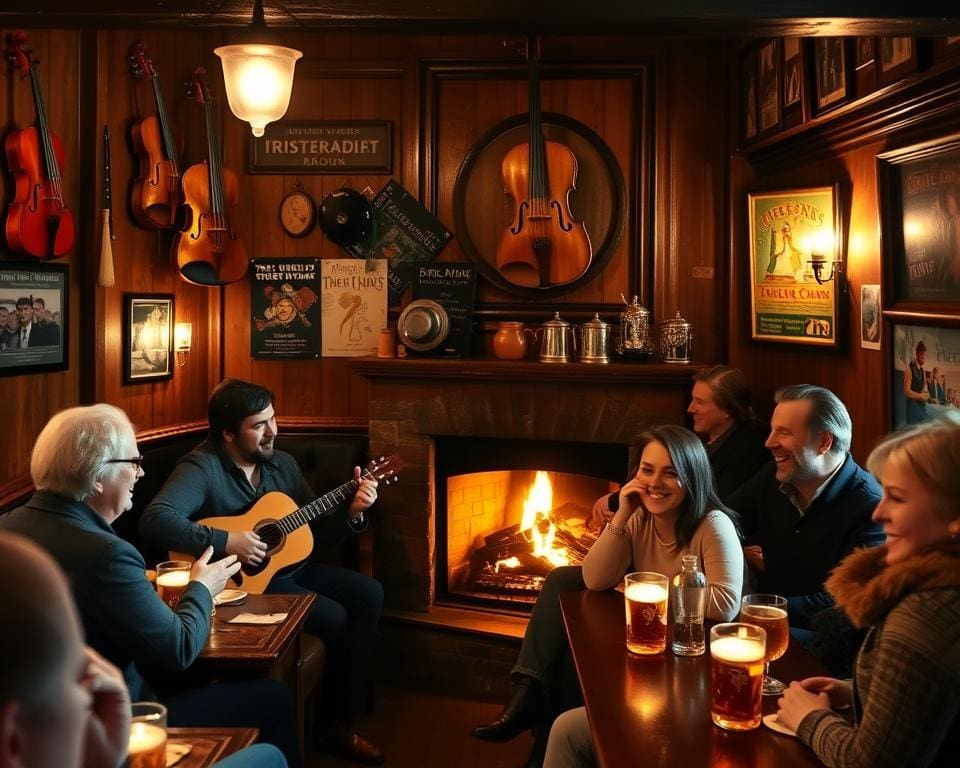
left=155, top=561, right=191, bottom=608
left=710, top=622, right=766, bottom=731
left=740, top=593, right=789, bottom=695
left=624, top=571, right=669, bottom=654
left=128, top=702, right=166, bottom=768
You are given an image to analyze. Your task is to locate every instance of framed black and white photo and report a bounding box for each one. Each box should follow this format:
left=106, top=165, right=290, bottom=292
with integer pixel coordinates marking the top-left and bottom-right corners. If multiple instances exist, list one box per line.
left=123, top=294, right=173, bottom=384
left=0, top=262, right=68, bottom=377
left=813, top=38, right=850, bottom=115
left=860, top=284, right=881, bottom=350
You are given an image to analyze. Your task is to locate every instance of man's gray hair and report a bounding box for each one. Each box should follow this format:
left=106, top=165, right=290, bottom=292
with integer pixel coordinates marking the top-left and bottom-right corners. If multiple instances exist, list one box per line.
left=774, top=384, right=851, bottom=456
left=30, top=404, right=134, bottom=501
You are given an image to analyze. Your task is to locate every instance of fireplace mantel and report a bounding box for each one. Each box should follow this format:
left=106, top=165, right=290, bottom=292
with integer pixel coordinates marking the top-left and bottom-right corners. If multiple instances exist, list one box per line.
left=354, top=356, right=695, bottom=611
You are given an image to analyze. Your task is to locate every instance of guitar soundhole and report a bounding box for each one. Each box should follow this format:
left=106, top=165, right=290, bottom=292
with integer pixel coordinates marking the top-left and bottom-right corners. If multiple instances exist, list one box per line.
left=255, top=522, right=284, bottom=552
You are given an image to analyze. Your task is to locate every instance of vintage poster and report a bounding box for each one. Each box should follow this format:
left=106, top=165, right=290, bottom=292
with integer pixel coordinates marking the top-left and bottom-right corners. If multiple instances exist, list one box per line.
left=249, top=258, right=321, bottom=359
left=891, top=323, right=960, bottom=428
left=345, top=180, right=453, bottom=304
left=0, top=263, right=68, bottom=376
left=747, top=186, right=840, bottom=346
left=411, top=263, right=477, bottom=357
left=892, top=145, right=960, bottom=302
left=321, top=259, right=387, bottom=357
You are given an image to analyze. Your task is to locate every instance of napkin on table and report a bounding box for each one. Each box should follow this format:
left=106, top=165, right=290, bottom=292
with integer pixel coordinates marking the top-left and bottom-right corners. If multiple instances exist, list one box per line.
left=226, top=612, right=288, bottom=625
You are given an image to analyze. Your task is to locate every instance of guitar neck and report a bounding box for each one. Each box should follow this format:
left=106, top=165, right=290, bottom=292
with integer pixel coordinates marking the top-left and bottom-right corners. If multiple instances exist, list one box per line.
left=276, top=478, right=360, bottom=535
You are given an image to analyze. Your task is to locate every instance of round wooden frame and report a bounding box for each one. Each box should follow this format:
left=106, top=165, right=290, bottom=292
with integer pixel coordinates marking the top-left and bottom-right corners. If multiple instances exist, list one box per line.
left=453, top=112, right=626, bottom=299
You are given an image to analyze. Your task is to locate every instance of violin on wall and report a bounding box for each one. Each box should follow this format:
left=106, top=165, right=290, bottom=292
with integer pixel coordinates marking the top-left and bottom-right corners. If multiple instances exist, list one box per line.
left=3, top=32, right=76, bottom=259
left=128, top=40, right=183, bottom=229
left=173, top=67, right=247, bottom=286
left=496, top=37, right=592, bottom=289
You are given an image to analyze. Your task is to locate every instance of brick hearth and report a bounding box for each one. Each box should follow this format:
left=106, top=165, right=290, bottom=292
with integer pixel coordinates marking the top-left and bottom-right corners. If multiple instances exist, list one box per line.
left=354, top=358, right=694, bottom=612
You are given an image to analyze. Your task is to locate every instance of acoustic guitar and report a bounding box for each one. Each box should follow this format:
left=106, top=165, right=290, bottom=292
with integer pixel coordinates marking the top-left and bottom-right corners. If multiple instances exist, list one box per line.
left=171, top=454, right=401, bottom=594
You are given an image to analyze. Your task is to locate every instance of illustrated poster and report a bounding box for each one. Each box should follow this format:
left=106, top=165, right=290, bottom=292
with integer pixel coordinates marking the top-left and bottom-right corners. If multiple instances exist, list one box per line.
left=321, top=259, right=387, bottom=357
left=250, top=258, right=321, bottom=359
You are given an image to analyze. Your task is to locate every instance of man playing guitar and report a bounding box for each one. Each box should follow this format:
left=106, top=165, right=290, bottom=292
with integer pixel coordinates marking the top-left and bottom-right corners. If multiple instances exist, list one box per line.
left=140, top=378, right=386, bottom=765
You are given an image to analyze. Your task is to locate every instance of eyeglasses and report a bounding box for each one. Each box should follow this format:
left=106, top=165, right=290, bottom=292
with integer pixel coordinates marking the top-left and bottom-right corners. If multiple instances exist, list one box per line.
left=106, top=455, right=145, bottom=468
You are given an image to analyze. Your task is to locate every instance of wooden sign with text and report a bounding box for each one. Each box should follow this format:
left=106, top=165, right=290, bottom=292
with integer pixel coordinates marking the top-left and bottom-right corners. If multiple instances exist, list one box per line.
left=249, top=120, right=392, bottom=174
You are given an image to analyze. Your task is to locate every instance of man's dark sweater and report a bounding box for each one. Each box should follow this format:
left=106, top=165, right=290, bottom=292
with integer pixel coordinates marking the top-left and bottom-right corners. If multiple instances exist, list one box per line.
left=726, top=453, right=884, bottom=627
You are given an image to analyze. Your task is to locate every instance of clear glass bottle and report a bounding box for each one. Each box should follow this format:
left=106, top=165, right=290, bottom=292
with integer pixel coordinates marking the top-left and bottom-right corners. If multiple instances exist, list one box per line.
left=671, top=554, right=707, bottom=656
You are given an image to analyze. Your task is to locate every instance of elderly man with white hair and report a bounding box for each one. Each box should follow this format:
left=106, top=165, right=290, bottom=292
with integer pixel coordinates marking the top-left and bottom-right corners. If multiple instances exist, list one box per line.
left=0, top=404, right=300, bottom=766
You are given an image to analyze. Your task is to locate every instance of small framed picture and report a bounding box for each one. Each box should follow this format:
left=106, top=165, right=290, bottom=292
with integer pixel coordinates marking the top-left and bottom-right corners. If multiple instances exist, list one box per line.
left=891, top=321, right=960, bottom=428
left=854, top=36, right=877, bottom=97
left=781, top=37, right=807, bottom=129
left=860, top=284, right=881, bottom=350
left=813, top=37, right=850, bottom=115
left=0, top=262, right=68, bottom=377
left=742, top=49, right=759, bottom=144
left=933, top=36, right=960, bottom=62
left=758, top=39, right=781, bottom=136
left=123, top=294, right=174, bottom=384
left=878, top=37, right=917, bottom=87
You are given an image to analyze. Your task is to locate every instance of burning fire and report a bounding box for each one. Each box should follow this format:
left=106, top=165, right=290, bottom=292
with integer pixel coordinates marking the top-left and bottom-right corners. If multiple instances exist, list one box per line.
left=494, top=471, right=571, bottom=571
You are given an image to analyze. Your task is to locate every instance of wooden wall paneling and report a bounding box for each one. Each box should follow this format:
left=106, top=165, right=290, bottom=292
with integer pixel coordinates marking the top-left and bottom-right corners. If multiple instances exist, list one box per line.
left=0, top=29, right=82, bottom=482
left=600, top=77, right=635, bottom=305
left=93, top=29, right=217, bottom=430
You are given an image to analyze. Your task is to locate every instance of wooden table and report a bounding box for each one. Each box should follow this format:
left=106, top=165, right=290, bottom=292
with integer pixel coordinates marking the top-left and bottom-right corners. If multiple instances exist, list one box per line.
left=167, top=727, right=257, bottom=768
left=195, top=593, right=315, bottom=762
left=560, top=590, right=826, bottom=768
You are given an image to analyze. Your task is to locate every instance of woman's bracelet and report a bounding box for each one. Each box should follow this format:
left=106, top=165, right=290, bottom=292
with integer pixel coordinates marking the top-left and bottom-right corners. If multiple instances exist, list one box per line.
left=606, top=522, right=626, bottom=537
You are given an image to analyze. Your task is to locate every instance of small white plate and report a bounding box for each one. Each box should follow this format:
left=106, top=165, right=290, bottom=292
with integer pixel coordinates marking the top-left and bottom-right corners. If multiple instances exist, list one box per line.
left=762, top=713, right=797, bottom=737
left=214, top=589, right=247, bottom=606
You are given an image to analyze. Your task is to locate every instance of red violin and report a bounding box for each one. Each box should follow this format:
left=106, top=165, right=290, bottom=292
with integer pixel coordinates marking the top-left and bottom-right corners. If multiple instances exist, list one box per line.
left=4, top=32, right=76, bottom=259
left=172, top=68, right=247, bottom=286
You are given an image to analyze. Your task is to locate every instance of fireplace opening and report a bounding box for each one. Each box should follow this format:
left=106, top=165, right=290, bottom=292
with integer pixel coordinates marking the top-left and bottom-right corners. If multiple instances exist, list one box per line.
left=435, top=437, right=629, bottom=612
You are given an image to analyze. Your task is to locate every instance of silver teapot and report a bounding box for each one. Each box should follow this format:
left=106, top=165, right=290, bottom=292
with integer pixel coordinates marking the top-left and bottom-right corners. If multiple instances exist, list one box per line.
left=576, top=314, right=610, bottom=364
left=538, top=312, right=575, bottom=363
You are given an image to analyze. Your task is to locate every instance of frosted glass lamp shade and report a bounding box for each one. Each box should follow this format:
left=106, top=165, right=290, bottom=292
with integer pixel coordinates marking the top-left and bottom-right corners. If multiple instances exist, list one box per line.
left=174, top=322, right=192, bottom=352
left=215, top=44, right=302, bottom=137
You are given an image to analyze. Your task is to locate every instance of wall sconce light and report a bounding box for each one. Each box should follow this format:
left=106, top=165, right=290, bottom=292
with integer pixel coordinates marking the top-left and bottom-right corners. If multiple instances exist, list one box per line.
left=174, top=322, right=192, bottom=367
left=214, top=0, right=302, bottom=137
left=808, top=257, right=844, bottom=285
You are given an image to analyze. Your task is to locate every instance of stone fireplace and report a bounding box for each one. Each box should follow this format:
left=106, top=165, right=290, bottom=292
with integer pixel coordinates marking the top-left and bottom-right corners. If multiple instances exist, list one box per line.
left=354, top=358, right=694, bottom=614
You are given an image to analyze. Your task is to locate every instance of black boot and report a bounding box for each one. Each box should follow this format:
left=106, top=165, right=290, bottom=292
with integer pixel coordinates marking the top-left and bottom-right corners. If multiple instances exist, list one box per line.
left=472, top=677, right=544, bottom=742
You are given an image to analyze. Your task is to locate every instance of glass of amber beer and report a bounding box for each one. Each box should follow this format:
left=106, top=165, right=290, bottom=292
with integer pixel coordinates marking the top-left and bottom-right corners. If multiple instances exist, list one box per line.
left=623, top=571, right=669, bottom=654
left=740, top=593, right=789, bottom=694
left=155, top=561, right=191, bottom=608
left=128, top=702, right=166, bottom=768
left=710, top=623, right=766, bottom=731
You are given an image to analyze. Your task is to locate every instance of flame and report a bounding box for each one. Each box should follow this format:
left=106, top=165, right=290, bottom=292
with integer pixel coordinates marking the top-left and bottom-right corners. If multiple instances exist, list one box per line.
left=494, top=557, right=520, bottom=572
left=521, top=472, right=570, bottom=568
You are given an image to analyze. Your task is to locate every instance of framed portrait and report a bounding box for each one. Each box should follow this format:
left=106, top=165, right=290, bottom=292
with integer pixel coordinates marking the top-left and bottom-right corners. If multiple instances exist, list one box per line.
left=758, top=39, right=781, bottom=136
left=877, top=132, right=960, bottom=307
left=0, top=262, right=68, bottom=377
left=860, top=284, right=881, bottom=350
left=890, top=321, right=960, bottom=429
left=742, top=49, right=759, bottom=144
left=813, top=37, right=850, bottom=115
left=123, top=294, right=173, bottom=384
left=854, top=36, right=877, bottom=97
left=747, top=185, right=842, bottom=348
left=877, top=37, right=917, bottom=87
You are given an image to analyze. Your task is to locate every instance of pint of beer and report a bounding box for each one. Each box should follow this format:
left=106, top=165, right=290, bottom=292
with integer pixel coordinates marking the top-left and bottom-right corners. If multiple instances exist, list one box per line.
left=710, top=623, right=766, bottom=731
left=155, top=561, right=191, bottom=608
left=623, top=571, right=669, bottom=654
left=129, top=702, right=166, bottom=768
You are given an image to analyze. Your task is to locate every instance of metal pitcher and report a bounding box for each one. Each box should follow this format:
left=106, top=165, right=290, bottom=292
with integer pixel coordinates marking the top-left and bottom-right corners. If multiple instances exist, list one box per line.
left=538, top=312, right=575, bottom=363
left=576, top=313, right=611, bottom=364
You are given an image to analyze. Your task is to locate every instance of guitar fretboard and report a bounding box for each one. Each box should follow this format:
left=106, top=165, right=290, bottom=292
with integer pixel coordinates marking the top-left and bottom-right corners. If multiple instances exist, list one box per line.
left=275, top=469, right=375, bottom=535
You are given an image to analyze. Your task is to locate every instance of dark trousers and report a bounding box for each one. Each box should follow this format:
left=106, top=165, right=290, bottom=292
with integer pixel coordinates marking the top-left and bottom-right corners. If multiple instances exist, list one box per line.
left=164, top=677, right=300, bottom=768
left=513, top=565, right=586, bottom=718
left=270, top=563, right=384, bottom=724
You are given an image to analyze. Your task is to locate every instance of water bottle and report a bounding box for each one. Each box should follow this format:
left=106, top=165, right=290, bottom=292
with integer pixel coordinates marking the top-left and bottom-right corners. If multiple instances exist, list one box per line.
left=671, top=554, right=707, bottom=656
